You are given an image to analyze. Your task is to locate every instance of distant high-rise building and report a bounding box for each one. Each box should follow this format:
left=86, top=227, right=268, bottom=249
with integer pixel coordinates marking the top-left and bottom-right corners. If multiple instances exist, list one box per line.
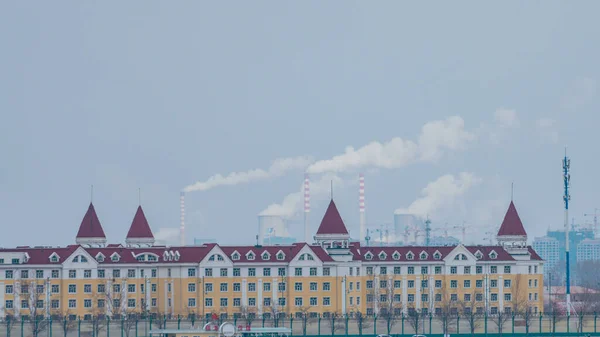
left=576, top=239, right=600, bottom=262
left=533, top=236, right=560, bottom=269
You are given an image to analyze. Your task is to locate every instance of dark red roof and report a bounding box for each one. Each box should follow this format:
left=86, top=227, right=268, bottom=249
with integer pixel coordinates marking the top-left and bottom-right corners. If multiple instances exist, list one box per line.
left=219, top=243, right=333, bottom=263
left=316, top=200, right=349, bottom=235
left=497, top=201, right=527, bottom=236
left=359, top=245, right=516, bottom=262
left=126, top=206, right=154, bottom=238
left=76, top=203, right=106, bottom=238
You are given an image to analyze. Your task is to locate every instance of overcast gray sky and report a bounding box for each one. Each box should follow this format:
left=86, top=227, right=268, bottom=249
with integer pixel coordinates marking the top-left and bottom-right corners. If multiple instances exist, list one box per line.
left=1, top=1, right=599, bottom=247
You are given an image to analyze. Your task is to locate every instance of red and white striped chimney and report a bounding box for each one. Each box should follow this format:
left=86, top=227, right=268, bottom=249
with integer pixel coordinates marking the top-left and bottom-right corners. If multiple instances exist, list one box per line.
left=304, top=173, right=310, bottom=243
left=359, top=173, right=366, bottom=243
left=180, top=192, right=185, bottom=246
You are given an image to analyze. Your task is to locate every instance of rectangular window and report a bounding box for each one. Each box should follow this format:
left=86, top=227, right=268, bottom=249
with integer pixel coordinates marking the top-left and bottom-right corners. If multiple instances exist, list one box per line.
left=421, top=280, right=428, bottom=288
left=408, top=294, right=415, bottom=302
left=248, top=283, right=256, bottom=292
left=205, top=298, right=213, bottom=307
left=476, top=266, right=483, bottom=274
left=68, top=299, right=76, bottom=308
left=310, top=297, right=317, bottom=306
left=380, top=267, right=387, bottom=275
left=5, top=285, right=13, bottom=294
left=52, top=270, right=59, bottom=278
left=310, top=268, right=317, bottom=276
left=36, top=270, right=44, bottom=279
left=220, top=283, right=228, bottom=292
left=84, top=270, right=91, bottom=278
left=408, top=280, right=415, bottom=288
left=394, top=280, right=401, bottom=289
left=84, top=299, right=92, bottom=308
left=205, top=268, right=213, bottom=277
left=113, top=269, right=120, bottom=278
left=476, top=293, right=483, bottom=301
left=52, top=285, right=59, bottom=293
left=450, top=294, right=457, bottom=302
left=248, top=268, right=256, bottom=277
left=394, top=267, right=401, bottom=275
left=84, top=284, right=92, bottom=293
left=278, top=268, right=286, bottom=276
left=220, top=268, right=227, bottom=277
left=295, top=268, right=302, bottom=276
left=205, top=283, right=213, bottom=292
left=248, top=298, right=256, bottom=306
left=68, top=284, right=77, bottom=293
left=380, top=280, right=387, bottom=288
left=151, top=269, right=157, bottom=278
left=68, top=270, right=75, bottom=278
left=323, top=282, right=331, bottom=291
left=464, top=266, right=471, bottom=274
left=464, top=280, right=471, bottom=288
left=51, top=300, right=59, bottom=308
left=504, top=266, right=511, bottom=274
left=323, top=297, right=331, bottom=306
left=263, top=268, right=271, bottom=276
left=233, top=298, right=241, bottom=307
left=113, top=284, right=120, bottom=293
left=367, top=267, right=373, bottom=275
left=128, top=284, right=136, bottom=293
left=450, top=267, right=457, bottom=274
left=491, top=280, right=498, bottom=288
left=220, top=298, right=228, bottom=307
left=152, top=284, right=157, bottom=292
left=188, top=298, right=196, bottom=307
left=450, top=280, right=457, bottom=288
left=435, top=280, right=442, bottom=288
left=263, top=298, right=271, bottom=306
left=366, top=280, right=373, bottom=289
left=491, top=293, right=498, bottom=301
left=490, top=266, right=497, bottom=274
left=278, top=282, right=286, bottom=291
left=323, top=267, right=330, bottom=276
left=504, top=280, right=511, bottom=288
left=5, top=270, right=13, bottom=279
left=310, top=282, right=317, bottom=291
left=435, top=266, right=442, bottom=274
left=233, top=268, right=240, bottom=276
left=128, top=269, right=136, bottom=278
left=233, top=283, right=241, bottom=292
left=421, top=266, right=428, bottom=275
left=295, top=297, right=303, bottom=306
left=408, top=267, right=414, bottom=274
left=476, top=280, right=483, bottom=288
left=128, top=299, right=136, bottom=308
left=188, top=268, right=196, bottom=277
left=504, top=293, right=512, bottom=301
left=295, top=282, right=303, bottom=291
left=188, top=283, right=196, bottom=292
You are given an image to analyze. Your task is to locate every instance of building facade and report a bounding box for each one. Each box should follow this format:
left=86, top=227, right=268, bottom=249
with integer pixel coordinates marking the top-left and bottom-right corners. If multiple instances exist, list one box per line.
left=532, top=236, right=560, bottom=269
left=576, top=239, right=600, bottom=262
left=0, top=199, right=544, bottom=320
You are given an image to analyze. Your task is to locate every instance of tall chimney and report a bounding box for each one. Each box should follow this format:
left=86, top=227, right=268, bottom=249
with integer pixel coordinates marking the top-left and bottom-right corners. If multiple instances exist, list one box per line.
left=359, top=173, right=366, bottom=243
left=304, top=173, right=310, bottom=243
left=180, top=192, right=185, bottom=246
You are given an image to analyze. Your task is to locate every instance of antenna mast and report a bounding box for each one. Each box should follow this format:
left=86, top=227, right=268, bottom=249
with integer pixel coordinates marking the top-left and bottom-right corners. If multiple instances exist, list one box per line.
left=563, top=148, right=572, bottom=315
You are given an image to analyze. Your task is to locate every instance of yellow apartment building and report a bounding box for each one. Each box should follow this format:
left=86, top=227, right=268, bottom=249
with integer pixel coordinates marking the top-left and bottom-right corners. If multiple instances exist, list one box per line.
left=0, top=198, right=543, bottom=321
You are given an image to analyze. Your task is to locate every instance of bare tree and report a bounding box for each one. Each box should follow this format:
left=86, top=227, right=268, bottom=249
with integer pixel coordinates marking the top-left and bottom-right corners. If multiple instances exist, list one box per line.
left=573, top=287, right=598, bottom=333
left=51, top=308, right=77, bottom=337
left=262, top=303, right=282, bottom=327
left=434, top=287, right=457, bottom=336
left=405, top=303, right=426, bottom=335
left=88, top=291, right=108, bottom=337
left=378, top=277, right=401, bottom=334
left=238, top=306, right=257, bottom=327
left=325, top=312, right=345, bottom=335
left=105, top=281, right=138, bottom=337
left=2, top=308, right=17, bottom=337
left=150, top=307, right=167, bottom=329
left=295, top=306, right=316, bottom=336
left=15, top=280, right=49, bottom=337
left=459, top=292, right=482, bottom=335
left=354, top=311, right=372, bottom=335
left=491, top=311, right=511, bottom=336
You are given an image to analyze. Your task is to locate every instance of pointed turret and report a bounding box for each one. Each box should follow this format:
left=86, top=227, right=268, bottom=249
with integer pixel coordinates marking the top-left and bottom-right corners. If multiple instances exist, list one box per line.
left=497, top=201, right=528, bottom=255
left=314, top=200, right=351, bottom=261
left=76, top=203, right=107, bottom=247
left=125, top=206, right=155, bottom=248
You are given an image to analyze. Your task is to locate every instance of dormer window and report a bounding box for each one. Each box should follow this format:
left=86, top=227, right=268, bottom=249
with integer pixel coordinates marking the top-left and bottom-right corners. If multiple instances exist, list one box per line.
left=364, top=252, right=373, bottom=261
left=246, top=252, right=255, bottom=261
left=474, top=251, right=483, bottom=260
left=111, top=253, right=120, bottom=262
left=174, top=251, right=180, bottom=261
left=23, top=252, right=30, bottom=263
left=231, top=251, right=240, bottom=261
left=392, top=251, right=400, bottom=261
left=209, top=254, right=223, bottom=261
left=49, top=253, right=60, bottom=263
left=406, top=251, right=414, bottom=260
left=378, top=251, right=387, bottom=260
left=454, top=254, right=468, bottom=261
left=73, top=256, right=79, bottom=263
left=261, top=251, right=271, bottom=261
left=489, top=250, right=497, bottom=259
left=420, top=251, right=428, bottom=260
left=96, top=254, right=105, bottom=263
left=163, top=251, right=169, bottom=261
left=80, top=256, right=88, bottom=263
left=433, top=251, right=441, bottom=260
left=276, top=251, right=285, bottom=261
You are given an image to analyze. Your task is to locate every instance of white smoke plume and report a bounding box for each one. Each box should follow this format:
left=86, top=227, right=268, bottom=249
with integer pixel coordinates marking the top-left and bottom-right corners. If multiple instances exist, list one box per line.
left=307, top=116, right=475, bottom=174
left=493, top=108, right=519, bottom=128
left=183, top=155, right=313, bottom=192
left=154, top=228, right=181, bottom=245
left=395, top=172, right=482, bottom=217
left=259, top=174, right=344, bottom=219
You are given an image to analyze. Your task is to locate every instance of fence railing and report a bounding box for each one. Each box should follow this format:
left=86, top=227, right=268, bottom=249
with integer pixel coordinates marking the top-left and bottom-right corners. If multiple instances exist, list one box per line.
left=2, top=313, right=600, bottom=337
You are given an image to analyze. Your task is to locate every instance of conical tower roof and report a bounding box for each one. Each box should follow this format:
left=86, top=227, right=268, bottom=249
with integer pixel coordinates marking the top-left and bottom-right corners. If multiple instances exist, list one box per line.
left=497, top=201, right=527, bottom=236
left=316, top=200, right=349, bottom=235
left=126, top=206, right=154, bottom=239
left=76, top=203, right=107, bottom=239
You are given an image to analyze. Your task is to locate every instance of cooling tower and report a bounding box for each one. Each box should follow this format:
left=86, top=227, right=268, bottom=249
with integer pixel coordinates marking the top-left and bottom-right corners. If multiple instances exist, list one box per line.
left=257, top=215, right=288, bottom=245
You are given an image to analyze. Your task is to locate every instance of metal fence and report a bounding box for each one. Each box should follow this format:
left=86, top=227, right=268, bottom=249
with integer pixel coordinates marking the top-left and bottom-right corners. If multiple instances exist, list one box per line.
left=2, top=313, right=600, bottom=337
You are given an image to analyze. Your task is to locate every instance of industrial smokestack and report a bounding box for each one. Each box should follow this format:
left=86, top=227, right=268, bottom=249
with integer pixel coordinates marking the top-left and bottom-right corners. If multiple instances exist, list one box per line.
left=304, top=173, right=310, bottom=243
left=359, top=173, right=366, bottom=243
left=180, top=192, right=185, bottom=246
